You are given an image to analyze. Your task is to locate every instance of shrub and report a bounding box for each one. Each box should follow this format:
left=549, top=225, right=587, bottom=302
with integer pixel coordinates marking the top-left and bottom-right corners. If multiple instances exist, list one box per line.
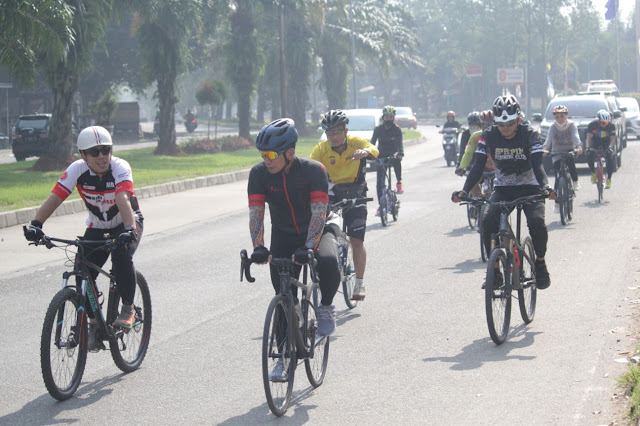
left=180, top=136, right=251, bottom=154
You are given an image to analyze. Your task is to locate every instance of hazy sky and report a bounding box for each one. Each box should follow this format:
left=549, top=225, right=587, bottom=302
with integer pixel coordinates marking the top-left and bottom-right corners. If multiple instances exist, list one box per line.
left=617, top=0, right=634, bottom=22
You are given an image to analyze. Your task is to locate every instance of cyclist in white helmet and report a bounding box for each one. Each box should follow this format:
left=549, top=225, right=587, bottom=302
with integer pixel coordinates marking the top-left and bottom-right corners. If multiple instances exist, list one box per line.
left=586, top=109, right=616, bottom=188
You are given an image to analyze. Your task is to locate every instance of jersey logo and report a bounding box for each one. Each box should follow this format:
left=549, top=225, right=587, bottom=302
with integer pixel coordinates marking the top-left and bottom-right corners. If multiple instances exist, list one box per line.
left=106, top=182, right=115, bottom=188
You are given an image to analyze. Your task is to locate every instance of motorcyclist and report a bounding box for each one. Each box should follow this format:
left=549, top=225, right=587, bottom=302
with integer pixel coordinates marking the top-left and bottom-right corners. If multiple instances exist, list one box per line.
left=443, top=111, right=461, bottom=129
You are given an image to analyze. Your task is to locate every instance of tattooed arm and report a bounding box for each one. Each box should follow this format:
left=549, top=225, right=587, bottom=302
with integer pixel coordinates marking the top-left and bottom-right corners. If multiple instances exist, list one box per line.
left=306, top=201, right=328, bottom=250
left=249, top=204, right=265, bottom=248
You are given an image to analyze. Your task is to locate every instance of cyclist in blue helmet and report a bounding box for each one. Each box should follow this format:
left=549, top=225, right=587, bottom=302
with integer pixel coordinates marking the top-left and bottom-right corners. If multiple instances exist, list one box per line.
left=248, top=118, right=341, bottom=350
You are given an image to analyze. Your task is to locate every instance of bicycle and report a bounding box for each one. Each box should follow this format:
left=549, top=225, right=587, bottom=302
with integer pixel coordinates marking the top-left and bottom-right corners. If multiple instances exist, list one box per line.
left=463, top=193, right=546, bottom=345
left=375, top=156, right=401, bottom=227
left=27, top=232, right=152, bottom=401
left=589, top=148, right=608, bottom=204
left=465, top=170, right=495, bottom=232
left=549, top=151, right=576, bottom=225
left=327, top=196, right=373, bottom=309
left=240, top=249, right=329, bottom=417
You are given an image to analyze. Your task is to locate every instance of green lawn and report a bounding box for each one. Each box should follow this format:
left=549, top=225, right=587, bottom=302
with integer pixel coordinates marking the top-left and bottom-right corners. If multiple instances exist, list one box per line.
left=1, top=130, right=420, bottom=212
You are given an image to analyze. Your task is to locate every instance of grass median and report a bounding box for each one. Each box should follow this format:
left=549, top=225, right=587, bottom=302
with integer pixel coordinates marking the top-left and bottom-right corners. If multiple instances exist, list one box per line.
left=1, top=130, right=420, bottom=212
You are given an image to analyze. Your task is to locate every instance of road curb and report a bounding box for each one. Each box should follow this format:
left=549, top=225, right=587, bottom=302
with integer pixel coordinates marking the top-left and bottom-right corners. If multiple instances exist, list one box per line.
left=0, top=135, right=426, bottom=230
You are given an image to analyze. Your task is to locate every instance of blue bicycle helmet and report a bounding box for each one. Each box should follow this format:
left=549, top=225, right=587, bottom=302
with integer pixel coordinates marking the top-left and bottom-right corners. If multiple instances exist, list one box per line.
left=256, top=118, right=298, bottom=152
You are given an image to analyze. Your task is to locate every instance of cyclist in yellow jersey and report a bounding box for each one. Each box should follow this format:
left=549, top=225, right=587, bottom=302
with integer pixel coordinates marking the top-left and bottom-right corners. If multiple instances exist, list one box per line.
left=311, top=110, right=379, bottom=301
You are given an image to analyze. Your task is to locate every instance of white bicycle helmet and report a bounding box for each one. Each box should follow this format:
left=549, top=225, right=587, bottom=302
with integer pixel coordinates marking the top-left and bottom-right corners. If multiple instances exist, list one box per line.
left=596, top=109, right=611, bottom=123
left=492, top=95, right=521, bottom=122
left=77, top=126, right=113, bottom=151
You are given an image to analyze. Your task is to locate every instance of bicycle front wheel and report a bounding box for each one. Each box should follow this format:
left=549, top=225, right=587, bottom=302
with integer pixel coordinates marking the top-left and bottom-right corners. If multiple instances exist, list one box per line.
left=479, top=205, right=487, bottom=262
left=391, top=192, right=399, bottom=221
left=485, top=249, right=511, bottom=345
left=518, top=237, right=537, bottom=324
left=41, top=287, right=87, bottom=401
left=558, top=176, right=568, bottom=225
left=263, top=295, right=296, bottom=417
left=110, top=271, right=152, bottom=373
left=341, top=239, right=358, bottom=309
left=467, top=203, right=478, bottom=229
left=597, top=164, right=604, bottom=203
left=303, top=298, right=330, bottom=387
left=379, top=195, right=388, bottom=227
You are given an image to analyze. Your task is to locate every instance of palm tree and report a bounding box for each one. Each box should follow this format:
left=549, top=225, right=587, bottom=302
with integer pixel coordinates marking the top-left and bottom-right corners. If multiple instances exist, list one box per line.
left=0, top=0, right=73, bottom=88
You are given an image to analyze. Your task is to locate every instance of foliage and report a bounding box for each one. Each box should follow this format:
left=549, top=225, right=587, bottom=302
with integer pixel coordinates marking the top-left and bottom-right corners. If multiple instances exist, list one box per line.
left=195, top=81, right=226, bottom=107
left=181, top=135, right=251, bottom=154
left=89, top=88, right=119, bottom=126
left=618, top=354, right=640, bottom=423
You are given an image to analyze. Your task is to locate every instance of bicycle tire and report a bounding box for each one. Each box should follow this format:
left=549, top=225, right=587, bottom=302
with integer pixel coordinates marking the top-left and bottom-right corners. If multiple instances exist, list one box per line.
left=479, top=205, right=487, bottom=262
left=597, top=164, right=604, bottom=203
left=467, top=203, right=478, bottom=230
left=262, top=295, right=295, bottom=417
left=341, top=239, right=358, bottom=309
left=485, top=249, right=511, bottom=345
left=517, top=237, right=537, bottom=324
left=379, top=195, right=388, bottom=227
left=558, top=176, right=568, bottom=225
left=391, top=191, right=399, bottom=221
left=41, top=287, right=87, bottom=401
left=303, top=298, right=330, bottom=387
left=567, top=181, right=574, bottom=221
left=110, top=271, right=152, bottom=373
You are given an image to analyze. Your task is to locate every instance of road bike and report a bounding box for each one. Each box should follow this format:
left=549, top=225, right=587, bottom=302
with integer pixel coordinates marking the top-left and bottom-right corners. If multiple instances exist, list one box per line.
left=327, top=196, right=373, bottom=309
left=463, top=193, right=546, bottom=345
left=549, top=151, right=576, bottom=225
left=240, top=249, right=329, bottom=417
left=590, top=148, right=608, bottom=204
left=375, top=156, right=401, bottom=227
left=28, top=232, right=152, bottom=401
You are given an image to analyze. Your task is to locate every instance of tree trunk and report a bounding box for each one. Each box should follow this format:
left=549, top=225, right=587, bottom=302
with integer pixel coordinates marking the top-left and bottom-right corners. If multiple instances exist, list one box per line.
left=32, top=71, right=78, bottom=171
left=154, top=74, right=182, bottom=156
left=237, top=92, right=251, bottom=140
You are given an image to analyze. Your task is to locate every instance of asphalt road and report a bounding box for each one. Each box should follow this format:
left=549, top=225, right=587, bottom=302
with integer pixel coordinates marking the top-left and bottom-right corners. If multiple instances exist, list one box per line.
left=1, top=127, right=639, bottom=424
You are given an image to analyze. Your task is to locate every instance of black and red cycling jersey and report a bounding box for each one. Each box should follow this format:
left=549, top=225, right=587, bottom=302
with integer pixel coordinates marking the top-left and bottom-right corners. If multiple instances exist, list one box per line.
left=248, top=156, right=329, bottom=237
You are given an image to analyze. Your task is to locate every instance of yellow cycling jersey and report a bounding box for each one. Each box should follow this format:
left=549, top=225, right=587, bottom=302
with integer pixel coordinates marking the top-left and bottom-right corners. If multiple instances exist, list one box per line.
left=310, top=135, right=379, bottom=184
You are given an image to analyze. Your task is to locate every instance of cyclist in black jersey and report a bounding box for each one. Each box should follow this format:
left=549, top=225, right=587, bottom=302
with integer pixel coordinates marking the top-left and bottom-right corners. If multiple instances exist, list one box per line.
left=24, top=125, right=143, bottom=350
left=452, top=95, right=556, bottom=290
left=248, top=118, right=340, bottom=339
left=586, top=109, right=616, bottom=189
left=371, top=105, right=405, bottom=214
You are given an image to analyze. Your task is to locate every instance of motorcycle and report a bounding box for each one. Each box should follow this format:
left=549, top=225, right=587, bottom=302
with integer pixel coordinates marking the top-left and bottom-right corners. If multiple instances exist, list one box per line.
left=441, top=127, right=459, bottom=167
left=185, top=118, right=198, bottom=133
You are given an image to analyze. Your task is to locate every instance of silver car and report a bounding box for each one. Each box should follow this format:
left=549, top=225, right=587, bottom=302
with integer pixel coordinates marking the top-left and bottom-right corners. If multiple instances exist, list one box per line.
left=617, top=97, right=640, bottom=140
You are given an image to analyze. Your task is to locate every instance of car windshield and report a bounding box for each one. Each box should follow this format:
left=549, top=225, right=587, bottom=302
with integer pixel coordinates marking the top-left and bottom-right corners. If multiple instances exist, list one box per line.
left=544, top=99, right=607, bottom=120
left=395, top=107, right=412, bottom=115
left=347, top=115, right=376, bottom=131
left=17, top=118, right=48, bottom=130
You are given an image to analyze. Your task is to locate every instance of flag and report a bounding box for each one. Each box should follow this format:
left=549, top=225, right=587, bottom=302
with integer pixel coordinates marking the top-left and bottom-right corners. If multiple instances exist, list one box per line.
left=547, top=73, right=555, bottom=99
left=605, top=0, right=618, bottom=20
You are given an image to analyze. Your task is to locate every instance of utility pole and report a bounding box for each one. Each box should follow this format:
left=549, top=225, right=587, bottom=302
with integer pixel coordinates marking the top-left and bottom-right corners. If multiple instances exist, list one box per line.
left=279, top=5, right=287, bottom=117
left=636, top=0, right=640, bottom=90
left=349, top=0, right=357, bottom=108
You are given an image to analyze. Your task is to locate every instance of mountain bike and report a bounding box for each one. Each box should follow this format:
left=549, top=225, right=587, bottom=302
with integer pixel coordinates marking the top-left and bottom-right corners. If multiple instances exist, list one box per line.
left=376, top=156, right=401, bottom=227
left=28, top=232, right=152, bottom=401
left=464, top=193, right=546, bottom=345
left=241, top=249, right=330, bottom=417
left=328, top=196, right=373, bottom=309
left=466, top=170, right=495, bottom=232
left=549, top=151, right=576, bottom=225
left=590, top=148, right=607, bottom=204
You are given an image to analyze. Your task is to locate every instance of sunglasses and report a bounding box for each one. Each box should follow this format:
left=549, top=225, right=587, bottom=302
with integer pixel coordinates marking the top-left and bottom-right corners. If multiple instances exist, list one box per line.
left=260, top=151, right=281, bottom=160
left=325, top=127, right=345, bottom=137
left=496, top=119, right=518, bottom=128
left=85, top=146, right=112, bottom=157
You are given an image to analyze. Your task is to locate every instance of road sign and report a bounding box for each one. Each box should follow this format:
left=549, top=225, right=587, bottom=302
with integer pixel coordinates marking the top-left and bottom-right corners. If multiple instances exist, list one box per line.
left=466, top=65, right=482, bottom=78
left=497, top=68, right=524, bottom=85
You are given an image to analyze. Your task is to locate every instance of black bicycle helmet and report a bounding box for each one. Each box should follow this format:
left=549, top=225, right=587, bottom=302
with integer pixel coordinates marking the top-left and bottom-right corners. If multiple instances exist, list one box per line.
left=467, top=111, right=481, bottom=127
left=382, top=105, right=396, bottom=117
left=321, top=110, right=349, bottom=130
left=256, top=118, right=298, bottom=152
left=493, top=95, right=521, bottom=122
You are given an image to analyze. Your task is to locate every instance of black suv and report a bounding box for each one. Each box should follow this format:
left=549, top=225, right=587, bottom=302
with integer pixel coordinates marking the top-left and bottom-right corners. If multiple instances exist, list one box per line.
left=533, top=93, right=625, bottom=170
left=11, top=114, right=79, bottom=161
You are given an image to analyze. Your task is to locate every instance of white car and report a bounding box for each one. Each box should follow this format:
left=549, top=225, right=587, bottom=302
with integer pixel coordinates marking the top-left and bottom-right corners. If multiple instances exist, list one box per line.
left=617, top=97, right=640, bottom=140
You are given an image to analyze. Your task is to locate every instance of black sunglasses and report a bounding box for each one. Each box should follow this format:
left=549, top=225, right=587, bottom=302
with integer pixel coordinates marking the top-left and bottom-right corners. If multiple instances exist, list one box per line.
left=85, top=146, right=112, bottom=157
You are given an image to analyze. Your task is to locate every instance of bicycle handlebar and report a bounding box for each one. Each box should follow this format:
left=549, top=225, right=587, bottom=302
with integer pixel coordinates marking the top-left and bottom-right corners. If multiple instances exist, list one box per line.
left=458, top=192, right=547, bottom=207
left=330, top=197, right=373, bottom=212
left=548, top=151, right=577, bottom=157
left=27, top=232, right=120, bottom=251
left=240, top=248, right=318, bottom=284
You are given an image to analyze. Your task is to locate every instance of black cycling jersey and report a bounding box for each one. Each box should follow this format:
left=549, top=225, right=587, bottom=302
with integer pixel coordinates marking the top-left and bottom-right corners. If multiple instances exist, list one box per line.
left=248, top=156, right=329, bottom=237
left=370, top=123, right=404, bottom=157
left=463, top=124, right=548, bottom=193
left=587, top=120, right=616, bottom=145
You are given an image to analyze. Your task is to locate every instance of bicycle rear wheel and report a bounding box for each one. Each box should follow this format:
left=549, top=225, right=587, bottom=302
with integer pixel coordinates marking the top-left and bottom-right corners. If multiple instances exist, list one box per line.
left=517, top=237, right=537, bottom=324
left=110, top=271, right=152, bottom=372
left=467, top=203, right=478, bottom=229
left=41, top=287, right=87, bottom=401
left=558, top=176, right=568, bottom=225
left=303, top=298, right=330, bottom=387
left=341, top=239, right=358, bottom=309
left=263, top=295, right=296, bottom=417
left=379, top=195, right=388, bottom=227
left=485, top=249, right=511, bottom=345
